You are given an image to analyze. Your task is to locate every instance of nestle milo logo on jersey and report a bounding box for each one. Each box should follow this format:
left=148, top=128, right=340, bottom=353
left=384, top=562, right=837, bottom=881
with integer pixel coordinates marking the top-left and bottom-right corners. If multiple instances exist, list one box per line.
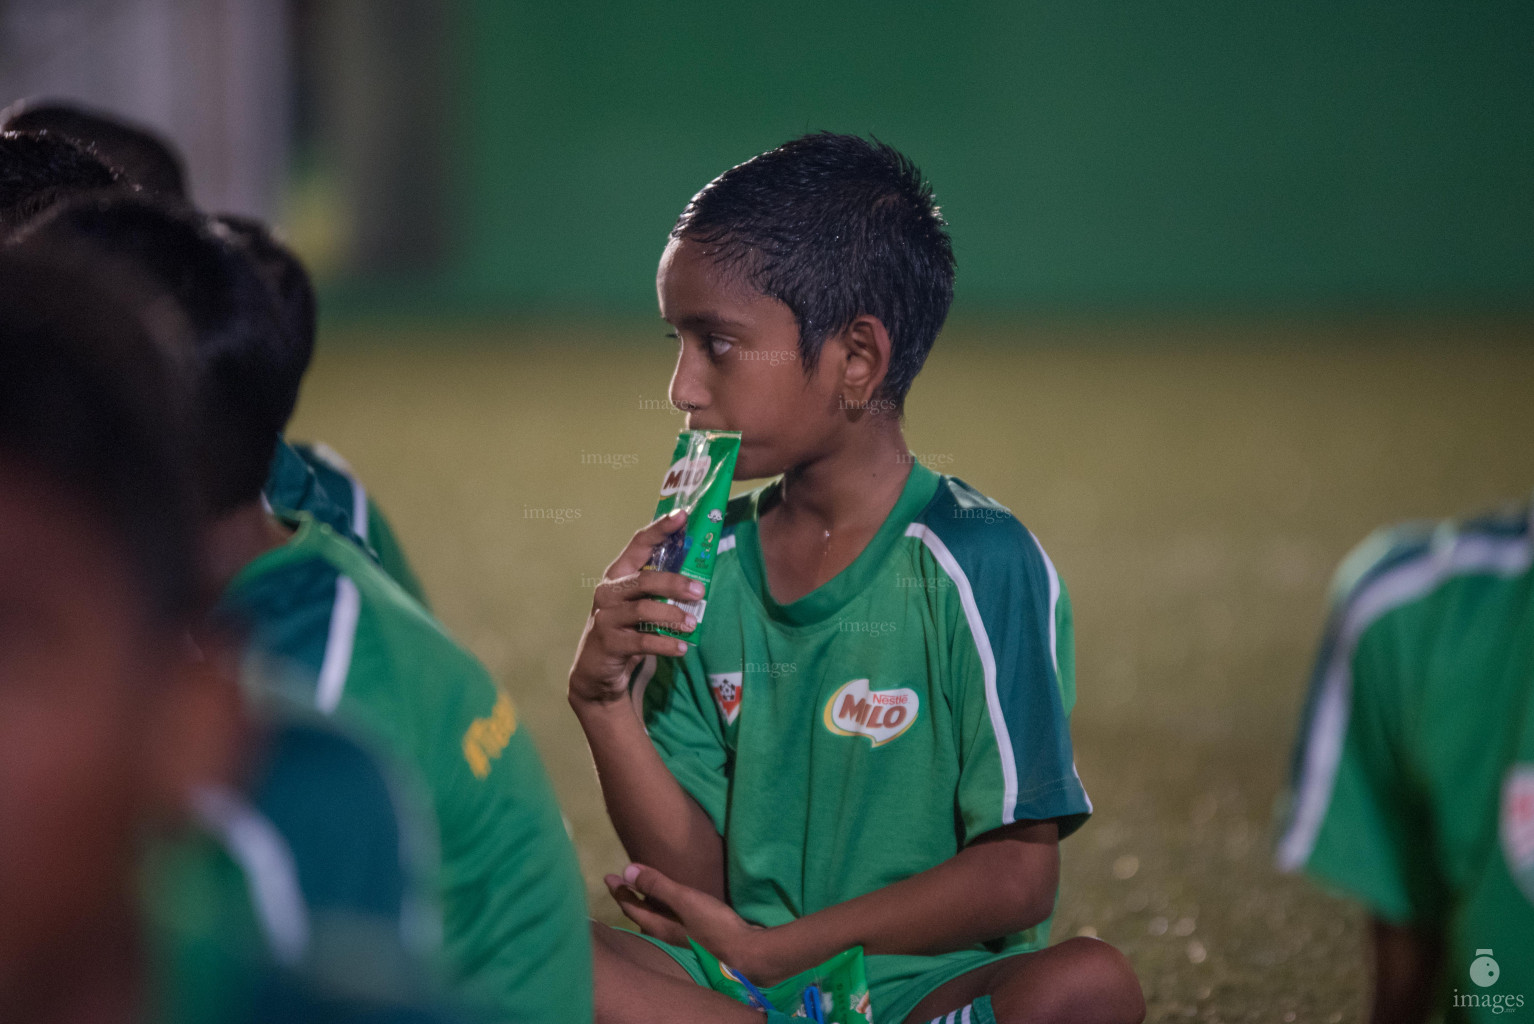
left=823, top=678, right=919, bottom=748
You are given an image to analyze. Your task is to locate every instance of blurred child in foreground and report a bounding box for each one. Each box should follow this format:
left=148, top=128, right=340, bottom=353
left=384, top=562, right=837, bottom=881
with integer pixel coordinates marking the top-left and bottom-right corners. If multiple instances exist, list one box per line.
left=0, top=247, right=459, bottom=1022
left=13, top=194, right=592, bottom=1023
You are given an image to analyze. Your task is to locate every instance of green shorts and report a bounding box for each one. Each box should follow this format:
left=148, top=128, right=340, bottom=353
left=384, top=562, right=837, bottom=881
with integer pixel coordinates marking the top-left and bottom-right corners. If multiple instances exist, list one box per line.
left=634, top=933, right=1027, bottom=1024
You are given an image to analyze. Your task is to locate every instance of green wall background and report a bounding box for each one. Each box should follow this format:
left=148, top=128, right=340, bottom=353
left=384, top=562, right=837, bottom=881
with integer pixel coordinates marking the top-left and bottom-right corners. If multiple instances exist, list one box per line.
left=428, top=1, right=1532, bottom=315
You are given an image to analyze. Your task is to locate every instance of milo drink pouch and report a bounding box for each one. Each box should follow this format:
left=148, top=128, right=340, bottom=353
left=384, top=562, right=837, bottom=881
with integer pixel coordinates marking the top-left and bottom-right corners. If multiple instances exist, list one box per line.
left=642, top=429, right=742, bottom=638
left=687, top=940, right=873, bottom=1023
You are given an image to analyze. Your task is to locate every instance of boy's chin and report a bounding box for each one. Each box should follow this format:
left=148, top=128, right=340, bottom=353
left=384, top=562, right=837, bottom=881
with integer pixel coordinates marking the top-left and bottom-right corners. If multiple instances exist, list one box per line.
left=731, top=450, right=784, bottom=483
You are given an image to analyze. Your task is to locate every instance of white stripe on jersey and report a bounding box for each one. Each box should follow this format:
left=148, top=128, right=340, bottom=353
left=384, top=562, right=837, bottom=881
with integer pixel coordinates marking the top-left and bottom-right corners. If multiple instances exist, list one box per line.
left=906, top=523, right=1019, bottom=826
left=1276, top=531, right=1534, bottom=872
left=316, top=576, right=361, bottom=714
left=1030, top=533, right=1061, bottom=677
left=717, top=534, right=737, bottom=554
left=192, top=784, right=310, bottom=966
left=928, top=1007, right=974, bottom=1024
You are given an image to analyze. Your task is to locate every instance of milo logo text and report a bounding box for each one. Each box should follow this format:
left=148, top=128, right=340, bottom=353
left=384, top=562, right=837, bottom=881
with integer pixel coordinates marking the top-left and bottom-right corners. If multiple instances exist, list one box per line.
left=660, top=455, right=711, bottom=497
left=823, top=678, right=919, bottom=748
left=463, top=691, right=518, bottom=779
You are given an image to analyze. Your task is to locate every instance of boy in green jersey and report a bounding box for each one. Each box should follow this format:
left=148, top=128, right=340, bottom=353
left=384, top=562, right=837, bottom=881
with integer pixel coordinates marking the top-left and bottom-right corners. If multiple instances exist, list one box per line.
left=1278, top=500, right=1534, bottom=1022
left=17, top=196, right=591, bottom=1024
left=216, top=213, right=431, bottom=608
left=569, top=134, right=1143, bottom=1024
left=0, top=249, right=457, bottom=1023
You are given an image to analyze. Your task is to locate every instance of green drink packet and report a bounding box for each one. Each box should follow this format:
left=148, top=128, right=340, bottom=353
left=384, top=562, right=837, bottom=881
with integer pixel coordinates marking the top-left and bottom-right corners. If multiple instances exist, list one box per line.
left=687, top=940, right=873, bottom=1023
left=642, top=429, right=742, bottom=639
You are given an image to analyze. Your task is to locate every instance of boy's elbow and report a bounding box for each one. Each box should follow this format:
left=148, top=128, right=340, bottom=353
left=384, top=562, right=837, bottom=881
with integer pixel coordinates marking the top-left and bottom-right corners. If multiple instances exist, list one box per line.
left=990, top=846, right=1060, bottom=931
left=1014, top=878, right=1059, bottom=931
left=966, top=819, right=1062, bottom=933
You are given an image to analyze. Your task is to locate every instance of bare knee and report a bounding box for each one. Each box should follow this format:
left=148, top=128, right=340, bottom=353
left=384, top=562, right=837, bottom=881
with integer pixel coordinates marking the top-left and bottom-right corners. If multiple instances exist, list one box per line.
left=992, top=938, right=1145, bottom=1024
left=1055, top=938, right=1144, bottom=1024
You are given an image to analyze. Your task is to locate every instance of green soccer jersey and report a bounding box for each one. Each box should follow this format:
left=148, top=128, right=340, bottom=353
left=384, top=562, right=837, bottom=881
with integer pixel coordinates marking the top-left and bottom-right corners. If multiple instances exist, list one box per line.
left=638, top=461, right=1092, bottom=956
left=1278, top=495, right=1534, bottom=1017
left=220, top=514, right=592, bottom=1024
left=145, top=706, right=464, bottom=1023
left=263, top=437, right=430, bottom=608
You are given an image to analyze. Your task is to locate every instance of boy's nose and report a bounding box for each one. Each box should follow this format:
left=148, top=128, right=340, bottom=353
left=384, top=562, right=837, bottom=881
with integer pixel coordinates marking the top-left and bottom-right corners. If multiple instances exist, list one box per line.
left=668, top=357, right=708, bottom=415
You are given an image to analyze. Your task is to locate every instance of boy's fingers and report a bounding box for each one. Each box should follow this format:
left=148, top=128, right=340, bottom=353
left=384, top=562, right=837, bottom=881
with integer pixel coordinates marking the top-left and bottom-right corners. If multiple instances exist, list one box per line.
left=594, top=570, right=702, bottom=610
left=605, top=876, right=686, bottom=944
left=591, top=613, right=691, bottom=661
left=627, top=599, right=696, bottom=633
left=634, top=632, right=691, bottom=659
left=595, top=602, right=694, bottom=648
left=609, top=508, right=688, bottom=578
left=622, top=863, right=698, bottom=915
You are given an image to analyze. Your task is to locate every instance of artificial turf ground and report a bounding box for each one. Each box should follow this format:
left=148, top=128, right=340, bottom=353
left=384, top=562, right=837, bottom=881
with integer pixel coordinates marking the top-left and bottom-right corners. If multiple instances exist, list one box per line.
left=290, top=317, right=1534, bottom=1023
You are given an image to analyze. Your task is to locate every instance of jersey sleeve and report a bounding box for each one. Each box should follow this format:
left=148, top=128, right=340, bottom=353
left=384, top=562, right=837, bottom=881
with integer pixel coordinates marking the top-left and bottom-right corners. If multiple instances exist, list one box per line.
left=637, top=651, right=732, bottom=833
left=1276, top=545, right=1445, bottom=926
left=930, top=520, right=1091, bottom=845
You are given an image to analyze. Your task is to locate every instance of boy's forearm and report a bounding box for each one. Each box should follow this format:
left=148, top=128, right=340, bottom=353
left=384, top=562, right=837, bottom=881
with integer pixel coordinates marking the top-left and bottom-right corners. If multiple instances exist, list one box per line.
left=572, top=694, right=726, bottom=899
left=747, top=823, right=1060, bottom=984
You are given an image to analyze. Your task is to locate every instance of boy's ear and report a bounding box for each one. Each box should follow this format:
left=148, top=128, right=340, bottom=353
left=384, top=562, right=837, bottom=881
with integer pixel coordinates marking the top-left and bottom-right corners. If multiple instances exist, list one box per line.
left=833, top=314, right=892, bottom=414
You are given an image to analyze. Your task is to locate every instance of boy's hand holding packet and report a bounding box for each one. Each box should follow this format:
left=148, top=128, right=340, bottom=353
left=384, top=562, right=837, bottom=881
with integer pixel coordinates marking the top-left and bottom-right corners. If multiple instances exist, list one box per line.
left=568, top=429, right=740, bottom=707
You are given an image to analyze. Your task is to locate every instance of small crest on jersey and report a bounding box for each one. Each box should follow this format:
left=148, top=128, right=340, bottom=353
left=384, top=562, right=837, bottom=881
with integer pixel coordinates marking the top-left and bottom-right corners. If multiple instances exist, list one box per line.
left=1501, top=764, right=1534, bottom=904
left=708, top=672, right=743, bottom=725
left=823, top=678, right=918, bottom=748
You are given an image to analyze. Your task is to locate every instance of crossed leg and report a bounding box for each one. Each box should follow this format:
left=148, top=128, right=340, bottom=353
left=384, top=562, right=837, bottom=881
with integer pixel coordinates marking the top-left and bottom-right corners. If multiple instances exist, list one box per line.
left=594, top=924, right=1142, bottom=1024
left=592, top=922, right=766, bottom=1024
left=902, top=938, right=1144, bottom=1024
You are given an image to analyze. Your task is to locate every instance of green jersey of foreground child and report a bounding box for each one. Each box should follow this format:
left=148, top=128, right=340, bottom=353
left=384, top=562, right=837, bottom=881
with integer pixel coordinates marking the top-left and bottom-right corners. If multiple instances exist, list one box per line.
left=0, top=250, right=463, bottom=1024
left=569, top=134, right=1144, bottom=1024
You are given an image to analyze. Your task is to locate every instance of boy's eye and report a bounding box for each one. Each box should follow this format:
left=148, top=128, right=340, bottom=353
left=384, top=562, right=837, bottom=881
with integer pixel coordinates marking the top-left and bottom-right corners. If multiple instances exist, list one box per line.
left=707, top=336, right=733, bottom=358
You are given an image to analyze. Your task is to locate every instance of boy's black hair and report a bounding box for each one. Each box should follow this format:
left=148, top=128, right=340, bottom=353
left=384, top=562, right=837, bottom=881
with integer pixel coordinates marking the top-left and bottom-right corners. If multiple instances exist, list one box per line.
left=0, top=246, right=198, bottom=624
left=13, top=195, right=289, bottom=517
left=216, top=213, right=317, bottom=423
left=672, top=132, right=955, bottom=407
left=2, top=99, right=188, bottom=199
left=0, top=130, right=123, bottom=232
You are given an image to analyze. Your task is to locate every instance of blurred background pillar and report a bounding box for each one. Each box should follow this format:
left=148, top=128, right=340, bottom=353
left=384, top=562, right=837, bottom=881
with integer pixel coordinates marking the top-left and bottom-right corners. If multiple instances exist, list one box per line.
left=0, top=0, right=289, bottom=218
left=290, top=0, right=450, bottom=277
